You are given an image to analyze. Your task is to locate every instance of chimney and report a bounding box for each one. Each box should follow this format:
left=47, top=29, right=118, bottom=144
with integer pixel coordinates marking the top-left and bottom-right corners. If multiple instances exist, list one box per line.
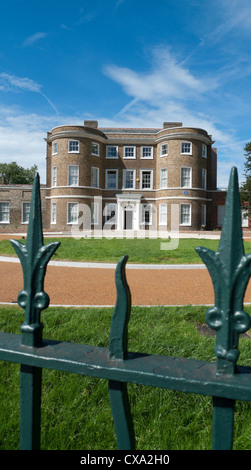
left=84, top=120, right=98, bottom=129
left=163, top=122, right=183, bottom=128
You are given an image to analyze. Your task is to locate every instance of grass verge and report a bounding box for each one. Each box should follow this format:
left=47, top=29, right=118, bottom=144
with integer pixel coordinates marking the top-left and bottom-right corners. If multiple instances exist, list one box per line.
left=0, top=236, right=250, bottom=264
left=0, top=304, right=250, bottom=450
left=0, top=237, right=221, bottom=264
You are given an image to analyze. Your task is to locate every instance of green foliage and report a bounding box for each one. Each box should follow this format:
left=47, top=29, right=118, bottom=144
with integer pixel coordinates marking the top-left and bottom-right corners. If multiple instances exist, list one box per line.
left=240, top=142, right=251, bottom=210
left=0, top=161, right=38, bottom=184
left=0, top=305, right=250, bottom=450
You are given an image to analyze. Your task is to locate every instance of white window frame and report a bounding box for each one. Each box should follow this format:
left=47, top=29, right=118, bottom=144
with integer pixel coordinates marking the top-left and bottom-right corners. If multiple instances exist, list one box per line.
left=123, top=146, right=136, bottom=159
left=68, top=165, right=79, bottom=186
left=52, top=141, right=58, bottom=155
left=51, top=202, right=57, bottom=224
left=160, top=168, right=168, bottom=189
left=202, top=144, right=207, bottom=158
left=52, top=166, right=57, bottom=187
left=68, top=140, right=79, bottom=153
left=22, top=202, right=30, bottom=224
left=92, top=142, right=100, bottom=156
left=140, top=204, right=153, bottom=225
left=159, top=203, right=167, bottom=226
left=105, top=169, right=118, bottom=189
left=123, top=169, right=136, bottom=189
left=160, top=143, right=168, bottom=157
left=202, top=168, right=207, bottom=189
left=181, top=142, right=192, bottom=155
left=91, top=202, right=99, bottom=225
left=104, top=203, right=117, bottom=225
left=91, top=167, right=99, bottom=188
left=67, top=202, right=78, bottom=225
left=181, top=167, right=192, bottom=188
left=140, top=169, right=153, bottom=190
left=180, top=203, right=191, bottom=226
left=141, top=146, right=153, bottom=159
left=217, top=205, right=225, bottom=226
left=106, top=146, right=118, bottom=159
left=0, top=202, right=10, bottom=223
left=242, top=208, right=249, bottom=227
left=201, top=204, right=206, bottom=226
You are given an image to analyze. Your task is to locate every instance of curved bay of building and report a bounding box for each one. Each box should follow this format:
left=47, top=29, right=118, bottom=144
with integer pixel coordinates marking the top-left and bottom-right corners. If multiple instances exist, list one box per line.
left=44, top=120, right=220, bottom=234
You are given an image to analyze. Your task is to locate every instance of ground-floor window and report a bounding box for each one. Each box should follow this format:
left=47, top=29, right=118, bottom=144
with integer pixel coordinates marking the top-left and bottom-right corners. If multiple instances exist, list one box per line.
left=22, top=202, right=30, bottom=224
left=217, top=205, right=225, bottom=226
left=201, top=204, right=206, bottom=226
left=91, top=202, right=99, bottom=225
left=67, top=202, right=78, bottom=224
left=0, top=202, right=10, bottom=223
left=51, top=202, right=57, bottom=224
left=140, top=204, right=152, bottom=225
left=159, top=203, right=167, bottom=225
left=180, top=203, right=191, bottom=226
left=104, top=203, right=117, bottom=225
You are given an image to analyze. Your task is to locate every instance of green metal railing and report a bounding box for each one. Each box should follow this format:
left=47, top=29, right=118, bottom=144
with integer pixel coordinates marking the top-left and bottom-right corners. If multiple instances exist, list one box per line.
left=0, top=166, right=251, bottom=450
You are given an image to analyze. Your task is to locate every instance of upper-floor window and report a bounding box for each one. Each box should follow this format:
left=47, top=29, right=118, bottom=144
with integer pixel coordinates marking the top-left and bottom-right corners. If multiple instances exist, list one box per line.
left=181, top=142, right=192, bottom=155
left=106, top=146, right=118, bottom=159
left=123, top=146, right=136, bottom=159
left=91, top=167, right=99, bottom=188
left=160, top=143, right=168, bottom=156
left=123, top=169, right=135, bottom=189
left=141, top=146, right=153, bottom=159
left=181, top=167, right=191, bottom=188
left=92, top=142, right=99, bottom=156
left=68, top=140, right=79, bottom=153
left=22, top=202, right=30, bottom=224
left=202, top=144, right=207, bottom=158
left=52, top=166, right=57, bottom=187
left=141, top=169, right=153, bottom=189
left=52, top=142, right=58, bottom=155
left=68, top=165, right=79, bottom=186
left=160, top=168, right=168, bottom=189
left=0, top=202, right=10, bottom=223
left=106, top=169, right=118, bottom=189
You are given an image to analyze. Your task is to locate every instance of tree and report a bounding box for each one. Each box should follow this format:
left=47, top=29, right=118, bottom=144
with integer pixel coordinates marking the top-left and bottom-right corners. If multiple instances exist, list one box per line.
left=239, top=142, right=251, bottom=223
left=0, top=162, right=38, bottom=184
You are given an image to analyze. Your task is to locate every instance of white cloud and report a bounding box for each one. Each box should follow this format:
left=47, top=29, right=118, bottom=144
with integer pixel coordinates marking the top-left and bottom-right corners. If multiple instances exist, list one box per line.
left=102, top=47, right=248, bottom=187
left=104, top=48, right=215, bottom=104
left=0, top=106, right=82, bottom=183
left=23, top=32, right=47, bottom=47
left=0, top=72, right=42, bottom=93
left=0, top=72, right=59, bottom=114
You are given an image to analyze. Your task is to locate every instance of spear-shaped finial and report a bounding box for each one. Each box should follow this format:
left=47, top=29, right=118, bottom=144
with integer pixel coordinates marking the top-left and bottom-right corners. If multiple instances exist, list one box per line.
left=10, top=173, right=60, bottom=347
left=196, top=167, right=251, bottom=375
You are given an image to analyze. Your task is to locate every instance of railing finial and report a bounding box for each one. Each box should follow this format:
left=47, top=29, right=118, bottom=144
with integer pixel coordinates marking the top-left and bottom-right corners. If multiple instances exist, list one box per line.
left=196, top=166, right=251, bottom=375
left=10, top=173, right=60, bottom=347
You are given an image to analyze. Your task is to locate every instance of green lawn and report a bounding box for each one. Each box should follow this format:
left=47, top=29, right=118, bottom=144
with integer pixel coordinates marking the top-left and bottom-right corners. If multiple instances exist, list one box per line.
left=0, top=304, right=250, bottom=450
left=0, top=237, right=221, bottom=264
left=0, top=236, right=251, bottom=264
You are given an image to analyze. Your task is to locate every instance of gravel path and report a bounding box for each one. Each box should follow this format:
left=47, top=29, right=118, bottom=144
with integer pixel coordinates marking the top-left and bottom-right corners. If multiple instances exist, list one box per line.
left=1, top=257, right=251, bottom=307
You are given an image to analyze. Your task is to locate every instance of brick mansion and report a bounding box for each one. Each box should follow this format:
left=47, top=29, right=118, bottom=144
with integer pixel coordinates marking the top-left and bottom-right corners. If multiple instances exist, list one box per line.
left=0, top=120, right=230, bottom=234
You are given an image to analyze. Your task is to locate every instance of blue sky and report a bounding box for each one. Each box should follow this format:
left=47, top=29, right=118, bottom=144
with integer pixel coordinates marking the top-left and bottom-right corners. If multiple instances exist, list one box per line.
left=0, top=0, right=251, bottom=185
